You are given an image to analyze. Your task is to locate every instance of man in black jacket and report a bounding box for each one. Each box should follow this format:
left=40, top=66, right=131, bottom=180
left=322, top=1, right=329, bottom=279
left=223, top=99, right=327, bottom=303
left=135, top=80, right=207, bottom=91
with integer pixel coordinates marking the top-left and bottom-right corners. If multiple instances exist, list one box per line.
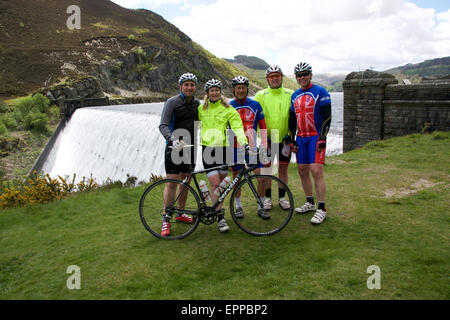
left=158, top=73, right=200, bottom=236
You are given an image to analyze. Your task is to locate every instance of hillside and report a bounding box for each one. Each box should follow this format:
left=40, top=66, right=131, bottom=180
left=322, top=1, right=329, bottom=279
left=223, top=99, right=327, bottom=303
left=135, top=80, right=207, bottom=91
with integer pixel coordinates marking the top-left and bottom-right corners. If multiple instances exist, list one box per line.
left=317, top=56, right=450, bottom=88
left=225, top=55, right=299, bottom=91
left=0, top=0, right=261, bottom=101
left=385, top=56, right=450, bottom=83
left=225, top=55, right=348, bottom=92
left=224, top=55, right=270, bottom=71
left=227, top=54, right=450, bottom=92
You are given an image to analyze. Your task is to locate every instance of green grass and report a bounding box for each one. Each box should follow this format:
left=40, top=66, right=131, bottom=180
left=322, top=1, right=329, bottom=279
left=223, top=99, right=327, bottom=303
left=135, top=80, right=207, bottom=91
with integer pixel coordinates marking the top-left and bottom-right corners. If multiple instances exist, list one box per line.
left=1, top=132, right=449, bottom=299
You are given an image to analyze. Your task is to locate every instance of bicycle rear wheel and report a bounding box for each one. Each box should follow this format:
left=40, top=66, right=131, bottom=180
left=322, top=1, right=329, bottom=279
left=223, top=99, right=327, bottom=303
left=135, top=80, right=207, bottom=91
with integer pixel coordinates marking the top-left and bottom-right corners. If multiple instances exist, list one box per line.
left=139, top=179, right=201, bottom=240
left=230, top=174, right=293, bottom=236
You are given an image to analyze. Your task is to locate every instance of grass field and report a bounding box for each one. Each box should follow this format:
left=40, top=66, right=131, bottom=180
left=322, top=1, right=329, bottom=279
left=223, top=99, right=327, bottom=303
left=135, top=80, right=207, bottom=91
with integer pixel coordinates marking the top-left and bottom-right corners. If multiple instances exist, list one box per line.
left=0, top=132, right=449, bottom=300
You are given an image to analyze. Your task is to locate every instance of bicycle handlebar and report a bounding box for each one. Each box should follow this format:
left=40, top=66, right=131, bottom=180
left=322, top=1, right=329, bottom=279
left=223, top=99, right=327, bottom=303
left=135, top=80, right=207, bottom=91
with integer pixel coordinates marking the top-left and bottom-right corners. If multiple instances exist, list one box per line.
left=180, top=146, right=269, bottom=176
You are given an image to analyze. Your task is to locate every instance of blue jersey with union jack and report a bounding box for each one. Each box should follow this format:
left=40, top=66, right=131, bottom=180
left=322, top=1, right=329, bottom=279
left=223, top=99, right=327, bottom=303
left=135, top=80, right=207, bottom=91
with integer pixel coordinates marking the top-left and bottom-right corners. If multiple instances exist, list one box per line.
left=230, top=97, right=265, bottom=148
left=290, top=83, right=331, bottom=137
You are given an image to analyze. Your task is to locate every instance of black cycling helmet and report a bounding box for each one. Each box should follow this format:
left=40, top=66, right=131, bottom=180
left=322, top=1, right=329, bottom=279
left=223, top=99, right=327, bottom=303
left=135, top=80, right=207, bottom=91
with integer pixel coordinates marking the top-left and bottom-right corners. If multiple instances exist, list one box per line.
left=179, top=73, right=198, bottom=85
left=204, top=79, right=223, bottom=92
left=231, top=75, right=250, bottom=87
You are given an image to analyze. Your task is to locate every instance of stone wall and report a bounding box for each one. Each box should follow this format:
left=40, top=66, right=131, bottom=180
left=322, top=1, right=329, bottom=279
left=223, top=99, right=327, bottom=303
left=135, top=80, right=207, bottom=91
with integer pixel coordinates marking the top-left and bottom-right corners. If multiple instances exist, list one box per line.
left=343, top=70, right=450, bottom=152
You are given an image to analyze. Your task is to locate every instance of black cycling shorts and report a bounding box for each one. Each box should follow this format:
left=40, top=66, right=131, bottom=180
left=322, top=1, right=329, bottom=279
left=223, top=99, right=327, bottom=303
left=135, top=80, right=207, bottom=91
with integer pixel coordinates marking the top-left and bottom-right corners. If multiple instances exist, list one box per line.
left=264, top=142, right=292, bottom=167
left=164, top=144, right=195, bottom=175
left=201, top=146, right=233, bottom=175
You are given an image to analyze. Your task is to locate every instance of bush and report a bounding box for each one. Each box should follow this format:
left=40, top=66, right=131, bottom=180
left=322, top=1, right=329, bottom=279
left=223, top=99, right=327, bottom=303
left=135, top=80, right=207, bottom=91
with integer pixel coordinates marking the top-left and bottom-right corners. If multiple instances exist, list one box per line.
left=0, top=187, right=23, bottom=207
left=22, top=173, right=64, bottom=204
left=11, top=109, right=23, bottom=125
left=0, top=172, right=98, bottom=208
left=14, top=93, right=51, bottom=119
left=0, top=113, right=18, bottom=130
left=24, top=111, right=50, bottom=133
left=32, top=93, right=51, bottom=113
left=49, top=105, right=61, bottom=120
left=0, top=122, right=7, bottom=135
left=77, top=175, right=98, bottom=192
left=0, top=100, right=10, bottom=113
left=15, top=95, right=35, bottom=118
left=99, top=174, right=139, bottom=190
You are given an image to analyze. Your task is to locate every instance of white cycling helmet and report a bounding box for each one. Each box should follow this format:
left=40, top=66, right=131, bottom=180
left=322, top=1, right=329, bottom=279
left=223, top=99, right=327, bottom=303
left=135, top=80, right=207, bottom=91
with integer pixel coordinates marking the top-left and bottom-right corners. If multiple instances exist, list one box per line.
left=179, top=73, right=198, bottom=85
left=231, top=75, right=249, bottom=87
left=294, top=62, right=312, bottom=75
left=204, top=79, right=223, bottom=91
left=266, top=65, right=283, bottom=76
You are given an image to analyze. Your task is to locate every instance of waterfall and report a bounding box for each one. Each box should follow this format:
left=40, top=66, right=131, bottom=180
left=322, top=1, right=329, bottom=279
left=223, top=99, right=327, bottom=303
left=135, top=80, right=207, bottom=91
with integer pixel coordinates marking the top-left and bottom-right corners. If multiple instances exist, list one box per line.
left=42, top=93, right=344, bottom=184
left=42, top=108, right=167, bottom=183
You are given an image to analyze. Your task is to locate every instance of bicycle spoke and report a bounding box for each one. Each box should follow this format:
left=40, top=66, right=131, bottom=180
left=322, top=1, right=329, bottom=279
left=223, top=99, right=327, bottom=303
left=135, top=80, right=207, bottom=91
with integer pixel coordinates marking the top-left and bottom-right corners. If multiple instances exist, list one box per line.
left=139, top=179, right=201, bottom=240
left=230, top=175, right=293, bottom=236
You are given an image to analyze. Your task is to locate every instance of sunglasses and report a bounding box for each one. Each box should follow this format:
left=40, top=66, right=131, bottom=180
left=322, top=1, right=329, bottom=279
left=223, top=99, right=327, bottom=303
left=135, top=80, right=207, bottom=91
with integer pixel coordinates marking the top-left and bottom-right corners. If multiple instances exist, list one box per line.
left=295, top=72, right=311, bottom=78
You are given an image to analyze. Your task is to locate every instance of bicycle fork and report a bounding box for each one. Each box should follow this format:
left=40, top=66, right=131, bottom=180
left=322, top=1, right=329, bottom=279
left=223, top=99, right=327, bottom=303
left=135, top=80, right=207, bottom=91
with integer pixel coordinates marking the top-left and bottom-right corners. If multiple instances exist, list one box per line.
left=241, top=172, right=264, bottom=209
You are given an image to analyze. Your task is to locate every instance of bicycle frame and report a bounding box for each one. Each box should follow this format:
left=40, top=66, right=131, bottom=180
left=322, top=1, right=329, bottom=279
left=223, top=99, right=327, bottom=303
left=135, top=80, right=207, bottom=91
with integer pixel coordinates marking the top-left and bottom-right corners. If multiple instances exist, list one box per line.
left=140, top=148, right=293, bottom=239
left=181, top=160, right=262, bottom=214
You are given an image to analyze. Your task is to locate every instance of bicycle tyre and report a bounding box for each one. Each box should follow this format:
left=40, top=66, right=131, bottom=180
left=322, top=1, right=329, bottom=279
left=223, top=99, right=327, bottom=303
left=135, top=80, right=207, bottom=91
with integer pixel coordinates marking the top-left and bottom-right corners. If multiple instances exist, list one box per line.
left=229, top=174, right=294, bottom=236
left=139, top=178, right=201, bottom=240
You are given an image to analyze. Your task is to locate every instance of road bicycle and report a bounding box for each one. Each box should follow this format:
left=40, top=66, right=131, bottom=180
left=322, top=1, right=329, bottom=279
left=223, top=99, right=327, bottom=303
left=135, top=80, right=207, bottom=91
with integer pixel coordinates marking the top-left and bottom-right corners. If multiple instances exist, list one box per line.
left=139, top=148, right=294, bottom=239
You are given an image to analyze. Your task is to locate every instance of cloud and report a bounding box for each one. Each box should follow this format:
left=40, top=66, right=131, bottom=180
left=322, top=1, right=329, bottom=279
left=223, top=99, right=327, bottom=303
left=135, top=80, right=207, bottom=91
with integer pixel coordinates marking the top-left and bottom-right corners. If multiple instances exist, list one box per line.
left=171, top=0, right=450, bottom=74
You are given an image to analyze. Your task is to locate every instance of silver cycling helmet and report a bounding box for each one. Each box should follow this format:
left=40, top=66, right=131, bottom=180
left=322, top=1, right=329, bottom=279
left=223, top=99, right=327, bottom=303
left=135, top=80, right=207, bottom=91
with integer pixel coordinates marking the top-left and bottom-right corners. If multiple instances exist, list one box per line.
left=294, top=62, right=312, bottom=75
left=231, top=75, right=249, bottom=87
left=204, top=79, right=223, bottom=91
left=179, top=73, right=198, bottom=85
left=266, top=65, right=283, bottom=77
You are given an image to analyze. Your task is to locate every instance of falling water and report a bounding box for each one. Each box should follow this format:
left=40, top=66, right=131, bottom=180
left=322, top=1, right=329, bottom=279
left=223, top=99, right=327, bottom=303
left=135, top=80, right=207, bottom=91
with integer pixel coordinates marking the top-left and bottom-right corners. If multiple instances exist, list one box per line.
left=42, top=106, right=167, bottom=183
left=42, top=93, right=344, bottom=184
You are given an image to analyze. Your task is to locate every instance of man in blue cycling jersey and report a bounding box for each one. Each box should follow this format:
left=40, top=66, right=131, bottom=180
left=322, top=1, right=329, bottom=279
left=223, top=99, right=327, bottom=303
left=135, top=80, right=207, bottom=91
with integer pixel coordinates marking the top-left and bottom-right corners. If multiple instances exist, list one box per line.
left=229, top=76, right=270, bottom=220
left=289, top=62, right=332, bottom=225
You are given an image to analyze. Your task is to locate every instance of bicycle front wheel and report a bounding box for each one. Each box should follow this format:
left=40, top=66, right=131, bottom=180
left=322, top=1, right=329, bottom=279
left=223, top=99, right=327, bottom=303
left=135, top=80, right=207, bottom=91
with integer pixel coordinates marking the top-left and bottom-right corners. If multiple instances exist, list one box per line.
left=230, top=174, right=294, bottom=236
left=139, top=179, right=201, bottom=240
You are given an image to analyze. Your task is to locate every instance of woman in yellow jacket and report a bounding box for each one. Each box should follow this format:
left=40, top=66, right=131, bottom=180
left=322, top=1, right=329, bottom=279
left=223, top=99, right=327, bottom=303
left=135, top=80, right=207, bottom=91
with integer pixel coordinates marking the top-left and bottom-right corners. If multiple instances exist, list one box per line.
left=199, top=79, right=248, bottom=233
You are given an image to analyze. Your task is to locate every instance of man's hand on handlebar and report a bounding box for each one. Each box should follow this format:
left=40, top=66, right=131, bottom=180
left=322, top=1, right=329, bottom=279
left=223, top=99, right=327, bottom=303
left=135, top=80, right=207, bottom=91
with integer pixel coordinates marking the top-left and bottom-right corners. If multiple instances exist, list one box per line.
left=172, top=139, right=185, bottom=152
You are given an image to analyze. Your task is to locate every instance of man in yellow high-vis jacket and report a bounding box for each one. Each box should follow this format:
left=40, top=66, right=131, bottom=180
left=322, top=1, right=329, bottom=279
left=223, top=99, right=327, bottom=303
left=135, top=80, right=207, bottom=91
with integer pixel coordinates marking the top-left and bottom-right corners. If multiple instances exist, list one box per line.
left=255, top=65, right=293, bottom=211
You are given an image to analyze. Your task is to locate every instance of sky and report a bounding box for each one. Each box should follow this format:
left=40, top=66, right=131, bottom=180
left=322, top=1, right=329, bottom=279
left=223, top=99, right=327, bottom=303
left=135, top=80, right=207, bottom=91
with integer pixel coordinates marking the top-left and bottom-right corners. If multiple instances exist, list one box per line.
left=110, top=0, right=450, bottom=75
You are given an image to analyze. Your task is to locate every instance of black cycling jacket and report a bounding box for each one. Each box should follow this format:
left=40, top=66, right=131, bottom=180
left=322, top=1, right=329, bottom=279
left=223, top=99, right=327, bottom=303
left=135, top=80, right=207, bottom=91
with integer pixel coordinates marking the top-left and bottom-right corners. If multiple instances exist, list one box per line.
left=159, top=94, right=200, bottom=144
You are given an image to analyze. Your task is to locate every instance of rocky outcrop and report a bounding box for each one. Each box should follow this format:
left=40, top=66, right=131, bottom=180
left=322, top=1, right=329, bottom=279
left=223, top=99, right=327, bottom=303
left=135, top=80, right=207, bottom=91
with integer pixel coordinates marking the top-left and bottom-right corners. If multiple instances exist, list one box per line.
left=39, top=40, right=243, bottom=103
left=43, top=77, right=104, bottom=102
left=93, top=44, right=238, bottom=99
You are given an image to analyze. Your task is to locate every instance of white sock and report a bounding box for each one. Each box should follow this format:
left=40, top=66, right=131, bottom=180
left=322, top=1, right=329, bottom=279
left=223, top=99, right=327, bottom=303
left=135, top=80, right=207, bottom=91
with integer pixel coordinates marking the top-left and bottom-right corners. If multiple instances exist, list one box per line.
left=259, top=197, right=265, bottom=209
left=235, top=197, right=242, bottom=209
